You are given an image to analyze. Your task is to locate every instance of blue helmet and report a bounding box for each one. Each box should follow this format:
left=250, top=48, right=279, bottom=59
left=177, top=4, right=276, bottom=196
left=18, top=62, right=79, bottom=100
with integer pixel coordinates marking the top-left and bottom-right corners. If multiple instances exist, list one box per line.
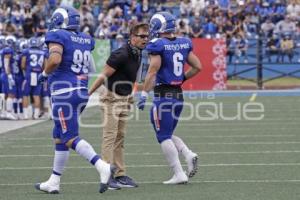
left=5, top=35, right=17, bottom=48
left=29, top=37, right=40, bottom=48
left=49, top=6, right=80, bottom=31
left=16, top=38, right=28, bottom=52
left=150, top=12, right=176, bottom=38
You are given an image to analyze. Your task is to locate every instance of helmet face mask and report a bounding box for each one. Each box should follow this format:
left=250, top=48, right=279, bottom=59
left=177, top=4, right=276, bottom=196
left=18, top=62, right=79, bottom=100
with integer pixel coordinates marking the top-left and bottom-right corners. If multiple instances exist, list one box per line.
left=150, top=12, right=176, bottom=38
left=49, top=6, right=80, bottom=31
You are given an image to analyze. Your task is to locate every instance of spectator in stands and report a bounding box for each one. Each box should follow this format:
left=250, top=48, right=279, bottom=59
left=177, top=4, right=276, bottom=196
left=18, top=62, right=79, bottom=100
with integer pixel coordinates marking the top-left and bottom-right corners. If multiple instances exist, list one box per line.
left=235, top=33, right=249, bottom=63
left=180, top=0, right=192, bottom=17
left=191, top=0, right=205, bottom=15
left=81, top=17, right=94, bottom=36
left=36, top=18, right=47, bottom=36
left=10, top=3, right=24, bottom=28
left=266, top=34, right=280, bottom=62
left=177, top=19, right=189, bottom=37
left=22, top=16, right=35, bottom=38
left=286, top=0, right=300, bottom=21
left=80, top=5, right=94, bottom=27
left=274, top=15, right=297, bottom=36
left=261, top=18, right=275, bottom=37
left=3, top=20, right=17, bottom=35
left=189, top=15, right=203, bottom=38
left=279, top=33, right=294, bottom=62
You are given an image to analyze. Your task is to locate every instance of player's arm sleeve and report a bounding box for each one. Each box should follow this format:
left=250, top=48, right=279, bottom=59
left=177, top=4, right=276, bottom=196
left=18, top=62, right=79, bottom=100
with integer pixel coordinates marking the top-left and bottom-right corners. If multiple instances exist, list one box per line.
left=106, top=49, right=126, bottom=70
left=146, top=39, right=164, bottom=55
left=45, top=30, right=65, bottom=47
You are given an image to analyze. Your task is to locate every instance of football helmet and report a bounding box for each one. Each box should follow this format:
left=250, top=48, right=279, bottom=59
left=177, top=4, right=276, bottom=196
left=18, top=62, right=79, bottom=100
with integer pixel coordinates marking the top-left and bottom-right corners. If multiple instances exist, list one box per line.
left=49, top=6, right=80, bottom=31
left=150, top=12, right=176, bottom=38
left=5, top=35, right=17, bottom=48
left=28, top=37, right=40, bottom=48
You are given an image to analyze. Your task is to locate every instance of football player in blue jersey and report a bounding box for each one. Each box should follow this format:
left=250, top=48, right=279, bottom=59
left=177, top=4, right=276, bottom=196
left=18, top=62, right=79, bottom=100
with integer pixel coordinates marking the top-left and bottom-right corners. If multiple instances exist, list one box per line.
left=0, top=35, right=5, bottom=118
left=1, top=35, right=18, bottom=120
left=21, top=36, right=46, bottom=119
left=35, top=6, right=114, bottom=194
left=39, top=37, right=52, bottom=119
left=138, top=12, right=202, bottom=184
left=12, top=38, right=27, bottom=119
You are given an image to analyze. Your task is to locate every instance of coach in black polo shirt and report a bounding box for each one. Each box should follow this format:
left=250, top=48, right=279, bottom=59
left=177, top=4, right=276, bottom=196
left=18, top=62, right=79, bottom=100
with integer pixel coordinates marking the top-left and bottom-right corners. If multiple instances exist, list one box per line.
left=89, top=23, right=149, bottom=190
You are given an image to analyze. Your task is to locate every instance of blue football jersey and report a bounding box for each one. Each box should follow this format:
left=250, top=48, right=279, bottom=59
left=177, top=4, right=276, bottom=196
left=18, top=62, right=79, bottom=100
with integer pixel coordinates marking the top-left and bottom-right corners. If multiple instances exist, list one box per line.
left=45, top=29, right=95, bottom=92
left=23, top=48, right=46, bottom=77
left=0, top=49, right=3, bottom=74
left=146, top=37, right=193, bottom=85
left=12, top=52, right=23, bottom=77
left=1, top=47, right=15, bottom=75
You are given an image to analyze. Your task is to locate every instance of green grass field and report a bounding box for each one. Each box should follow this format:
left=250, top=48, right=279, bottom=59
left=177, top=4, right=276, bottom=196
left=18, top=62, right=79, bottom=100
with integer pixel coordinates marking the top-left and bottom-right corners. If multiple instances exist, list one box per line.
left=0, top=95, right=300, bottom=200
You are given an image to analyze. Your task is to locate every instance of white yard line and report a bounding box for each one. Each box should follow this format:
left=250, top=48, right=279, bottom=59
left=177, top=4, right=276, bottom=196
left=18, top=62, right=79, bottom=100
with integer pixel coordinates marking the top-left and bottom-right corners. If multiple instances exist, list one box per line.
left=1, top=163, right=300, bottom=170
left=2, top=150, right=300, bottom=158
left=1, top=179, right=300, bottom=186
left=1, top=134, right=296, bottom=141
left=3, top=141, right=300, bottom=149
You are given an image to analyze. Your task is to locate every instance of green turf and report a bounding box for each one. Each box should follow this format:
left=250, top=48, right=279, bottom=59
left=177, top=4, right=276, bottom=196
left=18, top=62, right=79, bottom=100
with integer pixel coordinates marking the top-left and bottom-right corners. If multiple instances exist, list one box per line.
left=0, top=96, right=300, bottom=200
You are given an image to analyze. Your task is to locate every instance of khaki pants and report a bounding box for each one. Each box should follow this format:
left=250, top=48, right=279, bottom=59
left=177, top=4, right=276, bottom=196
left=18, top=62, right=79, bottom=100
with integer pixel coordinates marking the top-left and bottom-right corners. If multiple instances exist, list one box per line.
left=99, top=86, right=133, bottom=177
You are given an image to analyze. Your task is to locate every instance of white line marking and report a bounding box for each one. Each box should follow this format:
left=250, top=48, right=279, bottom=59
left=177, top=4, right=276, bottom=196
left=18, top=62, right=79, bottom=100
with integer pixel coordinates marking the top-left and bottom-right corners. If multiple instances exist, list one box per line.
left=1, top=134, right=296, bottom=141
left=4, top=141, right=300, bottom=149
left=2, top=150, right=300, bottom=158
left=1, top=163, right=300, bottom=170
left=2, top=179, right=300, bottom=186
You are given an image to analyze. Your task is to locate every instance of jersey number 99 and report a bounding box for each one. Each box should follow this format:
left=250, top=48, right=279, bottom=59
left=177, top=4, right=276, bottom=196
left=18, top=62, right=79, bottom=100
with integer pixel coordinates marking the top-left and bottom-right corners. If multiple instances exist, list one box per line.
left=71, top=49, right=91, bottom=74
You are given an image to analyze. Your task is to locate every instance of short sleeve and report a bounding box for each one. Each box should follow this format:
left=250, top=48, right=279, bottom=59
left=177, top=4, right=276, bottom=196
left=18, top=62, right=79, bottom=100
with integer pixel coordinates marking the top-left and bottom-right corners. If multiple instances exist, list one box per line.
left=187, top=38, right=193, bottom=52
left=106, top=48, right=126, bottom=70
left=3, top=47, right=13, bottom=55
left=45, top=30, right=65, bottom=46
left=146, top=38, right=164, bottom=55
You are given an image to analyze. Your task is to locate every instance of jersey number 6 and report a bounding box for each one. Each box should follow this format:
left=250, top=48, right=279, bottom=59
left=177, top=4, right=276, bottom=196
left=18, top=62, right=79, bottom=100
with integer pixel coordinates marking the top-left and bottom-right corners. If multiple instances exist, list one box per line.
left=173, top=52, right=183, bottom=77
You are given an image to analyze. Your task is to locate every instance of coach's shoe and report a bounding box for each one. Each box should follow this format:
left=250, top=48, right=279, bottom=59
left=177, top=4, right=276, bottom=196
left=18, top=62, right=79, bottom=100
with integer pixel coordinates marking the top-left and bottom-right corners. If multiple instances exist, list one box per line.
left=186, top=153, right=198, bottom=178
left=115, top=176, right=138, bottom=188
left=35, top=181, right=59, bottom=194
left=108, top=177, right=121, bottom=190
left=99, top=164, right=116, bottom=193
left=163, top=172, right=188, bottom=185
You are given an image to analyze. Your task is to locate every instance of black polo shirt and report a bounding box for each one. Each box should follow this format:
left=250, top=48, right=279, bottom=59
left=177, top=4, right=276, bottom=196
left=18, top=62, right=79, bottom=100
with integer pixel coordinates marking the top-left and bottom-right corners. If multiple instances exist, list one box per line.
left=106, top=43, right=141, bottom=96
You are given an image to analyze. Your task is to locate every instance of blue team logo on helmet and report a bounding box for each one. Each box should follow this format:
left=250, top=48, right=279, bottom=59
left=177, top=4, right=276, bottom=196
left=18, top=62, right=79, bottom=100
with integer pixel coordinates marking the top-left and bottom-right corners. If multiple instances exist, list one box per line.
left=49, top=6, right=80, bottom=31
left=150, top=12, right=176, bottom=38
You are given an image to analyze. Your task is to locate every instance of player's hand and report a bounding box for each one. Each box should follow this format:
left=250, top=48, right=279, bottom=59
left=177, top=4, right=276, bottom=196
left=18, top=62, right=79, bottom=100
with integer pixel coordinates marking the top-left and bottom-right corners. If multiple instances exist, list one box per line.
left=137, top=91, right=148, bottom=110
left=7, top=74, right=15, bottom=87
left=38, top=71, right=48, bottom=84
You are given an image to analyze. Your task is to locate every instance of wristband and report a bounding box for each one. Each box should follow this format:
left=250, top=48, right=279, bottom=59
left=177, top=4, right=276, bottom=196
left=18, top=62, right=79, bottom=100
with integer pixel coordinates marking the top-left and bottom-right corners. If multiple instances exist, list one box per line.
left=42, top=71, right=49, bottom=77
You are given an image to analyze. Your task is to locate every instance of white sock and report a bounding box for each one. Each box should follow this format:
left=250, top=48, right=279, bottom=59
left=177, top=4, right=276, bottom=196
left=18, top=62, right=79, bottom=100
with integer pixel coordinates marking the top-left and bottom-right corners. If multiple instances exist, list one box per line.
left=34, top=108, right=40, bottom=119
left=161, top=139, right=184, bottom=175
left=72, top=138, right=105, bottom=175
left=53, top=148, right=69, bottom=176
left=172, top=135, right=193, bottom=159
left=23, top=107, right=29, bottom=118
left=6, top=98, right=13, bottom=112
